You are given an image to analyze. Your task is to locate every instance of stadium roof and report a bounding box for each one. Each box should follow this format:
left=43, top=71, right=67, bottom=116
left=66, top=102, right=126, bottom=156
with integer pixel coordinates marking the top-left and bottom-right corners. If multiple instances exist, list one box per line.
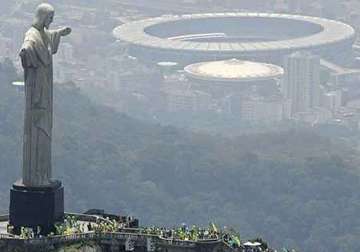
left=113, top=12, right=355, bottom=54
left=184, top=59, right=284, bottom=82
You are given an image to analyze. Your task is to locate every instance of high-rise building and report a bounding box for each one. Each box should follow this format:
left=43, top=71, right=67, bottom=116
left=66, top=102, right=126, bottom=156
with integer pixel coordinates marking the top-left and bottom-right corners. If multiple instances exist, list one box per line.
left=163, top=89, right=212, bottom=113
left=230, top=93, right=290, bottom=123
left=239, top=95, right=284, bottom=123
left=282, top=51, right=321, bottom=116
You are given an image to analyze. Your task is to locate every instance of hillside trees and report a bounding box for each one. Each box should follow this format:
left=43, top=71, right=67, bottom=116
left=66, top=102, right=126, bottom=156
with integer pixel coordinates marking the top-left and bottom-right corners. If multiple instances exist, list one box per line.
left=1, top=59, right=360, bottom=251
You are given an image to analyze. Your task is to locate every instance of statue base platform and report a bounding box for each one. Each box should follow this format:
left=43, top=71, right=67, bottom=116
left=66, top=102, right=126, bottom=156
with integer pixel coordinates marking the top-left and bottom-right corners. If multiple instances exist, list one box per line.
left=9, top=180, right=64, bottom=235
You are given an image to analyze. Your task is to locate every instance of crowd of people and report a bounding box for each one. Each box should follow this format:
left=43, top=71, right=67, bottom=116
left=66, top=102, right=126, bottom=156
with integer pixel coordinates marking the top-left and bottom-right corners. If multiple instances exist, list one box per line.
left=139, top=222, right=222, bottom=241
left=138, top=222, right=252, bottom=249
left=137, top=224, right=298, bottom=252
left=8, top=217, right=298, bottom=252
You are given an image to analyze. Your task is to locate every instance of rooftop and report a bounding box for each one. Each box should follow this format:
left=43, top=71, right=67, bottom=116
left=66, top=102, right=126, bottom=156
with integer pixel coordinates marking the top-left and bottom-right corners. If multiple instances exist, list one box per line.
left=184, top=59, right=284, bottom=82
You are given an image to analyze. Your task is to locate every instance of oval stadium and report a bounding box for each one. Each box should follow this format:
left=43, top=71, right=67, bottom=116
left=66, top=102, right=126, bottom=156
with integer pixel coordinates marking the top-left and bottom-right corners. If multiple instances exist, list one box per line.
left=113, top=13, right=356, bottom=64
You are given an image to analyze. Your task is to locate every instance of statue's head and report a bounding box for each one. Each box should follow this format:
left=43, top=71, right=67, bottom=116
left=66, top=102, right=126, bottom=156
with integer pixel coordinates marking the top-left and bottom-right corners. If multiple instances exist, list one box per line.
left=34, top=3, right=55, bottom=29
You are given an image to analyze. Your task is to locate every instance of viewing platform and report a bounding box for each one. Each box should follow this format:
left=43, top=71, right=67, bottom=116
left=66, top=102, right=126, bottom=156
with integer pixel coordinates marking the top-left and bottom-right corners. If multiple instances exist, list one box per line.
left=0, top=213, right=259, bottom=252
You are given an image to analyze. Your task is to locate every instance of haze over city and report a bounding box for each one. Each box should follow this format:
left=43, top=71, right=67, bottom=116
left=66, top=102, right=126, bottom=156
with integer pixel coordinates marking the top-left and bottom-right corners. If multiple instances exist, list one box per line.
left=1, top=0, right=360, bottom=251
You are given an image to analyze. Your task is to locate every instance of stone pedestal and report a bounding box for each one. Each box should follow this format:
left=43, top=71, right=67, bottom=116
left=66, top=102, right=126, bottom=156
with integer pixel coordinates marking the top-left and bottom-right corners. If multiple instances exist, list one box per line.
left=9, top=180, right=64, bottom=235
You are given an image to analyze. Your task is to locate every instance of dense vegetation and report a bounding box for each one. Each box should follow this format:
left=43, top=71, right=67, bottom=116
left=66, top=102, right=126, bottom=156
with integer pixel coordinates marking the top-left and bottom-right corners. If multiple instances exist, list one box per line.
left=1, top=60, right=360, bottom=252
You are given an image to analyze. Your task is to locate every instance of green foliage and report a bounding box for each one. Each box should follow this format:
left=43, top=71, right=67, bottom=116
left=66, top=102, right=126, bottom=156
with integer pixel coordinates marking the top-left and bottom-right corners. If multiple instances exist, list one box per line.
left=55, top=216, right=85, bottom=235
left=19, top=227, right=34, bottom=239
left=93, top=218, right=119, bottom=233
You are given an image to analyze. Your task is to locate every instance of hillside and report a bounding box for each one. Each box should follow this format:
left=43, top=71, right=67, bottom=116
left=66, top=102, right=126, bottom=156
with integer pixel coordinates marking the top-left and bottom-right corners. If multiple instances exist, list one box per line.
left=1, top=60, right=360, bottom=252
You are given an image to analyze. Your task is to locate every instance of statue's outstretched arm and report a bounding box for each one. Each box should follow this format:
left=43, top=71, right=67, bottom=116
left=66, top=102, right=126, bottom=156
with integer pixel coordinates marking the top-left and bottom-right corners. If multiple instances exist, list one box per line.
left=47, top=27, right=71, bottom=54
left=59, top=27, right=72, bottom=37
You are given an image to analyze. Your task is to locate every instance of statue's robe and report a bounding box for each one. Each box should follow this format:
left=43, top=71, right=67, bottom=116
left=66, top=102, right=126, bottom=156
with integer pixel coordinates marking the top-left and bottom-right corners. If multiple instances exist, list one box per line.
left=20, top=26, right=61, bottom=187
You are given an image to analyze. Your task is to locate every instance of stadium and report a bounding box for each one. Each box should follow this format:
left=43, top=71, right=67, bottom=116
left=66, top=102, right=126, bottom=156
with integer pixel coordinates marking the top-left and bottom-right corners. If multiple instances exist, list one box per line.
left=113, top=13, right=356, bottom=64
left=184, top=59, right=284, bottom=83
left=183, top=59, right=284, bottom=97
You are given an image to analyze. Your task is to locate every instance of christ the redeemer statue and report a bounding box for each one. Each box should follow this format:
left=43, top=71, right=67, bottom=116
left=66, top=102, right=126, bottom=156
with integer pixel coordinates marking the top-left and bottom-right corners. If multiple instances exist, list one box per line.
left=19, top=3, right=71, bottom=187
left=9, top=3, right=71, bottom=235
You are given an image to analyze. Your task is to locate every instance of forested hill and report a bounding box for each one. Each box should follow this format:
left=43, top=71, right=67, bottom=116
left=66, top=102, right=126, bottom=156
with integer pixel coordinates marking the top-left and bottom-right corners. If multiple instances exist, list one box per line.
left=1, top=61, right=360, bottom=252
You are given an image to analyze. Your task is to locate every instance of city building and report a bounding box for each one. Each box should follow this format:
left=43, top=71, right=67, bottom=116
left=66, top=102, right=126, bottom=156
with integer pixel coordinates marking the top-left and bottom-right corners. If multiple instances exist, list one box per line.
left=235, top=94, right=289, bottom=123
left=333, top=105, right=360, bottom=130
left=283, top=51, right=321, bottom=115
left=321, top=90, right=342, bottom=113
left=162, top=88, right=212, bottom=113
left=157, top=61, right=179, bottom=76
left=293, top=106, right=333, bottom=125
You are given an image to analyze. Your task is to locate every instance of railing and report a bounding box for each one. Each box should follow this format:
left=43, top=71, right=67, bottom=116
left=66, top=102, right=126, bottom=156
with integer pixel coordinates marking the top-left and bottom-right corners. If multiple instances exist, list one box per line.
left=159, top=238, right=197, bottom=247
left=0, top=213, right=234, bottom=250
left=23, top=232, right=96, bottom=245
left=14, top=232, right=152, bottom=244
left=0, top=215, right=9, bottom=222
left=0, top=234, right=15, bottom=239
left=100, top=231, right=158, bottom=241
left=0, top=223, right=226, bottom=251
left=65, top=213, right=101, bottom=223
left=0, top=231, right=223, bottom=247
